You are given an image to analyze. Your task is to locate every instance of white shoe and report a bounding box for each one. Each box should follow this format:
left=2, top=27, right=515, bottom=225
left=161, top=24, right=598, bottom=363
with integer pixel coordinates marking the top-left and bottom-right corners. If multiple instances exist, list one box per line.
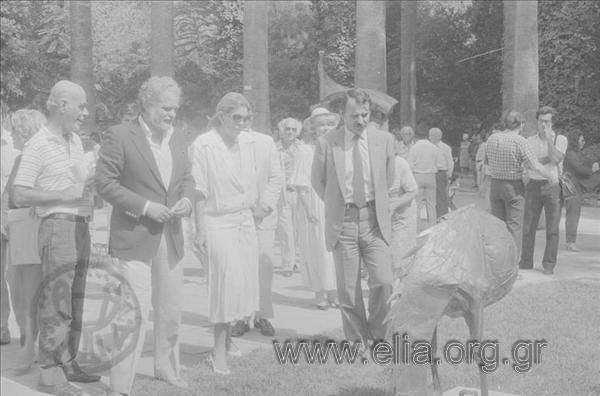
left=566, top=243, right=581, bottom=252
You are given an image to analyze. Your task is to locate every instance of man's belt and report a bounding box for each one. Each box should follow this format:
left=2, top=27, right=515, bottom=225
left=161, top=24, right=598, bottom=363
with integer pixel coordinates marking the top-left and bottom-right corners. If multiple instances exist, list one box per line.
left=44, top=213, right=91, bottom=223
left=286, top=186, right=296, bottom=192
left=344, top=200, right=375, bottom=210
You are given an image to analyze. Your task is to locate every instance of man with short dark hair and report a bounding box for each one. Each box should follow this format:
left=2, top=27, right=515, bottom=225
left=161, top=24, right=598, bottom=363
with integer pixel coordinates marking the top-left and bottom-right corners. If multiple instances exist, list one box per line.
left=485, top=110, right=557, bottom=257
left=312, top=89, right=396, bottom=347
left=520, top=106, right=567, bottom=275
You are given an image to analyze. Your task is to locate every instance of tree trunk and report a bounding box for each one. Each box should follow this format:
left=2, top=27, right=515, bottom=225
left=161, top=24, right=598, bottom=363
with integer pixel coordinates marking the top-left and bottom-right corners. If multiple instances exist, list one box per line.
left=355, top=1, right=387, bottom=92
left=502, top=0, right=538, bottom=137
left=151, top=1, right=174, bottom=77
left=70, top=0, right=95, bottom=136
left=399, top=1, right=417, bottom=129
left=243, top=1, right=270, bottom=133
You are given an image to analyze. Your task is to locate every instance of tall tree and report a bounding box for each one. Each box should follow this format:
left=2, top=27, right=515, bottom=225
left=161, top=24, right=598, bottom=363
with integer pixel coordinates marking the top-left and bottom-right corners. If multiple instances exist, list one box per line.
left=502, top=0, right=539, bottom=137
left=355, top=0, right=386, bottom=91
left=151, top=1, right=174, bottom=77
left=70, top=0, right=95, bottom=134
left=539, top=0, right=600, bottom=144
left=243, top=0, right=270, bottom=132
left=399, top=1, right=417, bottom=128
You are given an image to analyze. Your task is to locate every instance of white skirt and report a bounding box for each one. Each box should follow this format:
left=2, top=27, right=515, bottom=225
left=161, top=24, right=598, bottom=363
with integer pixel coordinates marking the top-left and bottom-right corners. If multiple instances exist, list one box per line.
left=204, top=210, right=259, bottom=323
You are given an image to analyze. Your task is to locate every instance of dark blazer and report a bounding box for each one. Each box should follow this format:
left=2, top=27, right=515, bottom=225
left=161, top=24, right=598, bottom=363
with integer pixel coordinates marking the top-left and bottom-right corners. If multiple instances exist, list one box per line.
left=96, top=121, right=195, bottom=262
left=311, top=124, right=396, bottom=250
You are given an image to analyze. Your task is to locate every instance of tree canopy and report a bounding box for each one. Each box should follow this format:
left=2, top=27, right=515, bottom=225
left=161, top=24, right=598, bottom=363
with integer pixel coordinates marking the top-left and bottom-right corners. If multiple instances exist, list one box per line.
left=1, top=0, right=598, bottom=149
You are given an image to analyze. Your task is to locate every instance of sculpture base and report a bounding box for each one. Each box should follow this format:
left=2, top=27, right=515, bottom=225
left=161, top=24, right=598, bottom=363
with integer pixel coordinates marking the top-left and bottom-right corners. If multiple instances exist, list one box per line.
left=443, top=387, right=520, bottom=396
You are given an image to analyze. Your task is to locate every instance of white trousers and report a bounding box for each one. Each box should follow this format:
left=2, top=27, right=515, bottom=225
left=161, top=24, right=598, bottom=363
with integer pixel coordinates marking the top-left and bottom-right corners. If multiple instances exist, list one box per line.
left=256, top=228, right=275, bottom=319
left=277, top=191, right=297, bottom=271
left=109, top=233, right=183, bottom=394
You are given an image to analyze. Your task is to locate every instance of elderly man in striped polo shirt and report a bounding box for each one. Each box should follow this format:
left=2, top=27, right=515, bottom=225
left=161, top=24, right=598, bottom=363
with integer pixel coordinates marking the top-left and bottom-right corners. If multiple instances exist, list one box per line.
left=485, top=111, right=557, bottom=257
left=13, top=80, right=98, bottom=395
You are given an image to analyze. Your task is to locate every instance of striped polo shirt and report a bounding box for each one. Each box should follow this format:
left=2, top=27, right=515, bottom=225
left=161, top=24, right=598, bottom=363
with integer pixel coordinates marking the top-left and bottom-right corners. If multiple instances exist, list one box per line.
left=485, top=131, right=536, bottom=180
left=14, top=125, right=94, bottom=217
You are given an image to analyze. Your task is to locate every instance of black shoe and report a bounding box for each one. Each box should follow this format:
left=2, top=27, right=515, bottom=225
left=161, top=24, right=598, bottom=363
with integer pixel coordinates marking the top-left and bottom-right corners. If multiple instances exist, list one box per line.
left=542, top=269, right=554, bottom=275
left=231, top=320, right=249, bottom=337
left=63, top=362, right=100, bottom=383
left=254, top=318, right=275, bottom=337
left=0, top=328, right=10, bottom=345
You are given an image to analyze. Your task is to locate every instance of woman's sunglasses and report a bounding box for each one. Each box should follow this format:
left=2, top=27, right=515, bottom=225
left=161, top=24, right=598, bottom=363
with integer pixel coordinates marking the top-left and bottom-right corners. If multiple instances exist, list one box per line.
left=231, top=114, right=253, bottom=123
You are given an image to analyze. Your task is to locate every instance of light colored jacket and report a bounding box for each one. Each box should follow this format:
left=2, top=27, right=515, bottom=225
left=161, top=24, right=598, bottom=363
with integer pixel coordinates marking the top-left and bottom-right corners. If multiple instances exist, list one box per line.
left=249, top=129, right=282, bottom=230
left=311, top=125, right=396, bottom=249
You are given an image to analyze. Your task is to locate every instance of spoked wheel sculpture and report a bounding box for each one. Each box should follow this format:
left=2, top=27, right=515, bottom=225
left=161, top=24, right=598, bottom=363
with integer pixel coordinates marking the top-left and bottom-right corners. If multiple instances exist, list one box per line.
left=386, top=205, right=519, bottom=396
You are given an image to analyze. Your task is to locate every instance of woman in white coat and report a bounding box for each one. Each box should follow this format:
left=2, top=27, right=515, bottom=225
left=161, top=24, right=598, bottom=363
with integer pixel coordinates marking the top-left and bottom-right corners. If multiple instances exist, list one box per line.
left=192, top=93, right=259, bottom=375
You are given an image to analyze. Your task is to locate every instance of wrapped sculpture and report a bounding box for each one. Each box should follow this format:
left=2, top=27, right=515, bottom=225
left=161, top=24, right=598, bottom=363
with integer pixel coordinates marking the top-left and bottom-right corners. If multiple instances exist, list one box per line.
left=386, top=205, right=519, bottom=396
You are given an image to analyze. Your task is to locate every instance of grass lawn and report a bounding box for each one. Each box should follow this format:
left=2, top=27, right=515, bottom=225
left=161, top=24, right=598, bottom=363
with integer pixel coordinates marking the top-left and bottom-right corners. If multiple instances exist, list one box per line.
left=133, top=280, right=600, bottom=396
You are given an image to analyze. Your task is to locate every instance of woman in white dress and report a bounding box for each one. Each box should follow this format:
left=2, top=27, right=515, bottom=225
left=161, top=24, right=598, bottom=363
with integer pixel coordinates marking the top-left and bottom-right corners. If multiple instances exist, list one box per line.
left=292, top=107, right=340, bottom=309
left=389, top=152, right=418, bottom=278
left=191, top=93, right=259, bottom=375
left=2, top=110, right=45, bottom=366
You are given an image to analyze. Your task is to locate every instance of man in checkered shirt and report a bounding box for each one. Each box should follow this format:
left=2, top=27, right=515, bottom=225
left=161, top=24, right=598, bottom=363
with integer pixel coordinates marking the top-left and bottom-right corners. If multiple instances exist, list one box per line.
left=485, top=111, right=557, bottom=257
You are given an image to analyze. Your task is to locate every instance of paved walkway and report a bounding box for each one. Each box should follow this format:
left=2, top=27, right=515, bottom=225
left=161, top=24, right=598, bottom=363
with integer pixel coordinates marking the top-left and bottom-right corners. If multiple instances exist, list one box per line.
left=2, top=186, right=599, bottom=395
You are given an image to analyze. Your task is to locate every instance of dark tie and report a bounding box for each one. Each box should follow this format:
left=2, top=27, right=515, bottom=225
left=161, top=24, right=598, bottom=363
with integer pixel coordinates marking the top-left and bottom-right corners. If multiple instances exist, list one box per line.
left=352, top=134, right=366, bottom=207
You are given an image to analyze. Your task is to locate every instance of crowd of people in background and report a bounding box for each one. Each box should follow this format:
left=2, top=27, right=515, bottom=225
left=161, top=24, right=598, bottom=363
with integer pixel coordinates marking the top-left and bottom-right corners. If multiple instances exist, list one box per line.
left=0, top=78, right=599, bottom=396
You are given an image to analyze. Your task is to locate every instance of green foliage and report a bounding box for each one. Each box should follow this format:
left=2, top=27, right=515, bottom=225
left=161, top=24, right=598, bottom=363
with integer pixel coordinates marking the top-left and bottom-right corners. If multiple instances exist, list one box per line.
left=173, top=0, right=243, bottom=129
left=0, top=1, right=69, bottom=110
left=268, top=1, right=318, bottom=124
left=539, top=0, right=600, bottom=144
left=387, top=1, right=496, bottom=145
left=309, top=0, right=356, bottom=88
left=1, top=0, right=599, bottom=146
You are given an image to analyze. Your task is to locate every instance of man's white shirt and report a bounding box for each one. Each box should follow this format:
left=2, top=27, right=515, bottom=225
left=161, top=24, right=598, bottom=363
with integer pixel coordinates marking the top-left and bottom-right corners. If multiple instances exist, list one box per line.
left=526, top=131, right=567, bottom=180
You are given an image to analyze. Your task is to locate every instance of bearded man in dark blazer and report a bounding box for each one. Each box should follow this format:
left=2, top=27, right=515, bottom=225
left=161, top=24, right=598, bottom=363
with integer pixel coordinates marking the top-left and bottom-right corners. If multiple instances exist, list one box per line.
left=96, top=76, right=195, bottom=395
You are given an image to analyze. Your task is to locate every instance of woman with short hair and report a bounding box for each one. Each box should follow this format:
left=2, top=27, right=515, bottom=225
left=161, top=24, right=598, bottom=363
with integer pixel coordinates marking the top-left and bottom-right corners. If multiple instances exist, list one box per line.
left=191, top=92, right=259, bottom=375
left=2, top=109, right=46, bottom=367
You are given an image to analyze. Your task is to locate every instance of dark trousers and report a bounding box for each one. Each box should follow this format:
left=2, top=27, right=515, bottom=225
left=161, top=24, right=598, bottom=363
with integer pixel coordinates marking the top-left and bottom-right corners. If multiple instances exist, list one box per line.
left=564, top=185, right=583, bottom=244
left=37, top=217, right=90, bottom=369
left=489, top=179, right=525, bottom=256
left=332, top=206, right=392, bottom=344
left=520, top=180, right=561, bottom=271
left=0, top=237, right=9, bottom=332
left=435, top=170, right=449, bottom=218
